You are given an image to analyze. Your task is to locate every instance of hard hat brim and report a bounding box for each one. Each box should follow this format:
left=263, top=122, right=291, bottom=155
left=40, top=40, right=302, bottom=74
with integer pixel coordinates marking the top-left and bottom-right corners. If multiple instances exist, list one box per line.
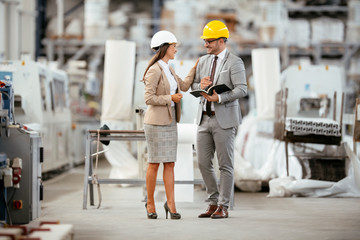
left=173, top=42, right=181, bottom=47
left=151, top=42, right=180, bottom=51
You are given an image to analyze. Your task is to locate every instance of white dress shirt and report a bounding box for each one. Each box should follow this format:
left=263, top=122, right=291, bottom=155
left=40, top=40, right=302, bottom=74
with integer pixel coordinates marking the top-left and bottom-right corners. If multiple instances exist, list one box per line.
left=158, top=60, right=177, bottom=106
left=203, top=48, right=227, bottom=111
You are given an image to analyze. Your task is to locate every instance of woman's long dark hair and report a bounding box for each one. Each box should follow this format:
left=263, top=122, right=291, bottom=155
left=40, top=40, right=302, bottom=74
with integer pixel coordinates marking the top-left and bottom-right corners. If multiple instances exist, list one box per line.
left=142, top=43, right=170, bottom=82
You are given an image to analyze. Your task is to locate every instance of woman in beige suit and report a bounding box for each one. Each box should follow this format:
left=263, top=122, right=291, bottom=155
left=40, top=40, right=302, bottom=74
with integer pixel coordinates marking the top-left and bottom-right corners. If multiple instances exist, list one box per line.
left=142, top=31, right=197, bottom=220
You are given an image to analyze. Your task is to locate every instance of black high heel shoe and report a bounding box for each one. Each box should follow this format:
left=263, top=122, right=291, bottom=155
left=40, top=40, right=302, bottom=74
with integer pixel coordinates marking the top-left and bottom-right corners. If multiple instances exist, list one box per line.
left=145, top=203, right=157, bottom=219
left=164, top=201, right=181, bottom=220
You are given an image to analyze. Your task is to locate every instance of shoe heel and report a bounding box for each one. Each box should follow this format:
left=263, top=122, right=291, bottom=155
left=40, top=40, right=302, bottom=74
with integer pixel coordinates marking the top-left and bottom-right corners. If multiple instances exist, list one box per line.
left=164, top=202, right=169, bottom=219
left=165, top=208, right=168, bottom=219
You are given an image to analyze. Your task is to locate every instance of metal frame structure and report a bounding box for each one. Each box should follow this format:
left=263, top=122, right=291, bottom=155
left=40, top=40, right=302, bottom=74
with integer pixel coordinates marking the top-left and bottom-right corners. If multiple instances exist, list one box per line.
left=274, top=88, right=345, bottom=176
left=82, top=129, right=235, bottom=210
left=353, top=98, right=360, bottom=155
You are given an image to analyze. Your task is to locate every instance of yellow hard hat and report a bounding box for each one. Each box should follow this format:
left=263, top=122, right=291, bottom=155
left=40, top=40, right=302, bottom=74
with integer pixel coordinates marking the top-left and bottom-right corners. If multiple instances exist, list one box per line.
left=201, top=20, right=229, bottom=39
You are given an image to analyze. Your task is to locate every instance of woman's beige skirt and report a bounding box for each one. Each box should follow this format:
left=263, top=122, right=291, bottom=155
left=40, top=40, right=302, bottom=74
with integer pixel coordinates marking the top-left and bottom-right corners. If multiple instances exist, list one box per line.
left=144, top=108, right=177, bottom=163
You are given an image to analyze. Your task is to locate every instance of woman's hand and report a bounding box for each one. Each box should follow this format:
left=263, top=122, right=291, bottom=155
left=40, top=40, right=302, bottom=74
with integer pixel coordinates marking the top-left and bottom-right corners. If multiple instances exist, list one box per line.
left=193, top=58, right=200, bottom=68
left=171, top=93, right=183, bottom=103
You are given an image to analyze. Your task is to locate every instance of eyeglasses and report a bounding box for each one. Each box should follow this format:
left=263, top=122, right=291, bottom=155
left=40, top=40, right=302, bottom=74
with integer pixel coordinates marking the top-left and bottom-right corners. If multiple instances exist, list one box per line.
left=203, top=39, right=219, bottom=45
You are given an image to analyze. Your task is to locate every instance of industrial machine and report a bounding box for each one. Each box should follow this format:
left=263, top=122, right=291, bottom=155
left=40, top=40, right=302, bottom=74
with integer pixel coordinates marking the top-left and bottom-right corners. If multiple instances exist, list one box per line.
left=0, top=68, right=42, bottom=224
left=280, top=65, right=343, bottom=119
left=0, top=70, right=14, bottom=136
left=1, top=60, right=72, bottom=173
left=234, top=64, right=347, bottom=192
left=0, top=128, right=42, bottom=224
left=277, top=65, right=346, bottom=178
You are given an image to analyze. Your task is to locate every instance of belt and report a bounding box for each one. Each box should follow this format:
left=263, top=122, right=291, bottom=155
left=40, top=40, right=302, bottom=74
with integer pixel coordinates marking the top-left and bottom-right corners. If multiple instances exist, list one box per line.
left=202, top=111, right=215, bottom=116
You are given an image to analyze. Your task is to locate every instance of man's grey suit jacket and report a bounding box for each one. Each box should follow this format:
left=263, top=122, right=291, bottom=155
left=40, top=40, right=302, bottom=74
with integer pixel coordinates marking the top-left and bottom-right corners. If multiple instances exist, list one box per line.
left=191, top=50, right=247, bottom=129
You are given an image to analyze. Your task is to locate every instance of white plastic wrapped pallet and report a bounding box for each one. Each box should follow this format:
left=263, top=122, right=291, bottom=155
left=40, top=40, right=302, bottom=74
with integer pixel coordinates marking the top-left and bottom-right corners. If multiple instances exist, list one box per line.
left=234, top=112, right=303, bottom=192
left=102, top=40, right=135, bottom=122
left=233, top=48, right=286, bottom=191
left=268, top=142, right=360, bottom=197
left=101, top=40, right=138, bottom=181
left=251, top=48, right=281, bottom=119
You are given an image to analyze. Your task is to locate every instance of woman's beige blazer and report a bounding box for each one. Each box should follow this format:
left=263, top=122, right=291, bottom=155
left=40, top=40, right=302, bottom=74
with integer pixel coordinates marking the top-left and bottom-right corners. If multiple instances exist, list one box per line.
left=144, top=62, right=195, bottom=125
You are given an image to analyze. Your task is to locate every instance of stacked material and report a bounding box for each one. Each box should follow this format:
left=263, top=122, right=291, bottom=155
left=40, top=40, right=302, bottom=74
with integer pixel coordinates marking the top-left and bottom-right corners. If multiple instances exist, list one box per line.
left=287, top=19, right=310, bottom=48
left=0, top=222, right=74, bottom=240
left=311, top=17, right=344, bottom=43
left=0, top=227, right=23, bottom=239
left=285, top=117, right=341, bottom=136
left=27, top=223, right=74, bottom=240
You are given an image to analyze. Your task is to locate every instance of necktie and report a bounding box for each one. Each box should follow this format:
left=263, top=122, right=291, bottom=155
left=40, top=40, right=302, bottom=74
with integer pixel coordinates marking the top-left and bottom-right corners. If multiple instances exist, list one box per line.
left=206, top=56, right=218, bottom=117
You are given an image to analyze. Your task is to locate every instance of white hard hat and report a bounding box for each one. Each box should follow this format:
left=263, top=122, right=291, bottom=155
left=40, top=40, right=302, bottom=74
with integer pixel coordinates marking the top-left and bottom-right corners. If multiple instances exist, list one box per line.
left=150, top=31, right=177, bottom=50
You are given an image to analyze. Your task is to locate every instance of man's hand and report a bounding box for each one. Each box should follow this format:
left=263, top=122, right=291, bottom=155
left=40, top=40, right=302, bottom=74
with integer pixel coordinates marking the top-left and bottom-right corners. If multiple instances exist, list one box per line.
left=200, top=76, right=212, bottom=90
left=201, top=90, right=219, bottom=102
left=171, top=93, right=183, bottom=103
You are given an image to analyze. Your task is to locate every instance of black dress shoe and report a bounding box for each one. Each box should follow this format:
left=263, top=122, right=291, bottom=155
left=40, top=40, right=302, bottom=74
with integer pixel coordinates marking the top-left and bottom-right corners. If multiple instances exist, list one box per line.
left=198, top=204, right=218, bottom=218
left=211, top=205, right=228, bottom=219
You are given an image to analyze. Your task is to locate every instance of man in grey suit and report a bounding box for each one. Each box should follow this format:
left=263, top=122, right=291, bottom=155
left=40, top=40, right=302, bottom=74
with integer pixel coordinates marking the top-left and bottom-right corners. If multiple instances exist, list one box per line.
left=191, top=20, right=247, bottom=219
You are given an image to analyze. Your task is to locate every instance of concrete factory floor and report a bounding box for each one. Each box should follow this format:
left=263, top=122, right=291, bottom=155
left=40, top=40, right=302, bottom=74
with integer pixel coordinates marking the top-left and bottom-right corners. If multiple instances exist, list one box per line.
left=29, top=158, right=360, bottom=240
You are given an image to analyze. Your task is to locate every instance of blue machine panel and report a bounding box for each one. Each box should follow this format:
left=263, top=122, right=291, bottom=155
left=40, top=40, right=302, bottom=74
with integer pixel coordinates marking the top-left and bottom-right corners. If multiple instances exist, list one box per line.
left=0, top=72, right=14, bottom=123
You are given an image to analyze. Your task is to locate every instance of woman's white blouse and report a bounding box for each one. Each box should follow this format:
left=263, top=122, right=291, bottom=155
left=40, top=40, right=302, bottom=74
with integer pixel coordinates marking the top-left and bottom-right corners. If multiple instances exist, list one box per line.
left=158, top=60, right=177, bottom=106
